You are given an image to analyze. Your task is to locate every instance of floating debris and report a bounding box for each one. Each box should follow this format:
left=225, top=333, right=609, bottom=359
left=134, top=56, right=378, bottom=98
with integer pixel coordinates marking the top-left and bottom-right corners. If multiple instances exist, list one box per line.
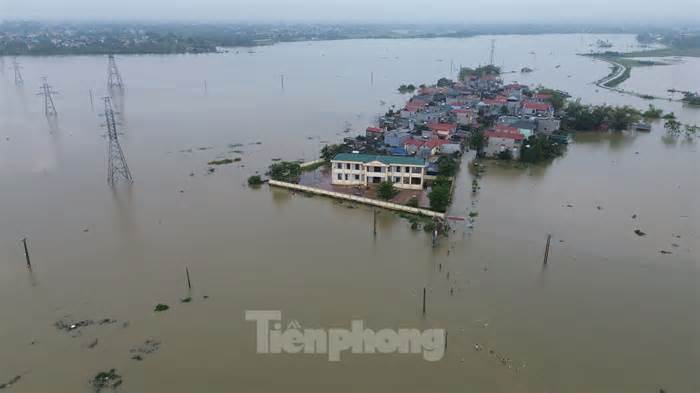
left=90, top=369, right=122, bottom=392
left=634, top=229, right=646, bottom=236
left=659, top=250, right=672, bottom=255
left=154, top=304, right=170, bottom=312
left=130, top=339, right=161, bottom=361
left=55, top=318, right=94, bottom=335
left=0, top=376, right=21, bottom=390
left=180, top=297, right=192, bottom=303
left=207, top=159, right=235, bottom=165
left=86, top=339, right=99, bottom=349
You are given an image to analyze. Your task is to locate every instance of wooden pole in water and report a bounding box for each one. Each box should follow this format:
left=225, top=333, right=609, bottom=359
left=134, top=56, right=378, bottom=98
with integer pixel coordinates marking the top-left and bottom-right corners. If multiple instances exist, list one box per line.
left=203, top=80, right=208, bottom=94
left=89, top=89, right=94, bottom=111
left=22, top=238, right=31, bottom=267
left=373, top=208, right=377, bottom=236
left=280, top=74, right=285, bottom=91
left=370, top=72, right=374, bottom=85
left=422, top=287, right=426, bottom=315
left=185, top=267, right=192, bottom=290
left=543, top=234, right=552, bottom=265
left=444, top=330, right=448, bottom=351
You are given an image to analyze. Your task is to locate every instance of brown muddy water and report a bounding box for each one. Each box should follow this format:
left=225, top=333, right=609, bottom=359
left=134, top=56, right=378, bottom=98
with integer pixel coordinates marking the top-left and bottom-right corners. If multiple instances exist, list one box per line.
left=0, top=34, right=698, bottom=392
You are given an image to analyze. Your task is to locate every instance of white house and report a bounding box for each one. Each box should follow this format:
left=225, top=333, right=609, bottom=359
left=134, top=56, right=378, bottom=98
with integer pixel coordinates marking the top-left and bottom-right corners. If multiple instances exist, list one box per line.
left=331, top=153, right=427, bottom=190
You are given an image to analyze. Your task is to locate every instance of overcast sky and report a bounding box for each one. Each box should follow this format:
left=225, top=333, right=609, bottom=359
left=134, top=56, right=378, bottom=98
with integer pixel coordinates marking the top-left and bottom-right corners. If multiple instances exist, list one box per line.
left=2, top=0, right=699, bottom=23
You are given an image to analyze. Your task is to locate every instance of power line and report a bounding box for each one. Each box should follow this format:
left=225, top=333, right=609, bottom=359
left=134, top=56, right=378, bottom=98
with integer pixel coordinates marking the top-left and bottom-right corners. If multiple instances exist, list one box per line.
left=12, top=59, right=24, bottom=86
left=107, top=54, right=124, bottom=90
left=102, top=97, right=132, bottom=185
left=37, top=76, right=58, bottom=117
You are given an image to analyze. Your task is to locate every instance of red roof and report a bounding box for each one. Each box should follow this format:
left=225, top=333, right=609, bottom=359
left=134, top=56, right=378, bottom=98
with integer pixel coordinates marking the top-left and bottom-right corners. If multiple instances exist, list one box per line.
left=483, top=96, right=508, bottom=105
left=366, top=127, right=383, bottom=133
left=428, top=122, right=457, bottom=132
left=534, top=93, right=552, bottom=100
left=404, top=139, right=425, bottom=147
left=522, top=101, right=553, bottom=111
left=405, top=100, right=426, bottom=111
left=494, top=124, right=519, bottom=133
left=485, top=130, right=525, bottom=141
left=425, top=139, right=450, bottom=149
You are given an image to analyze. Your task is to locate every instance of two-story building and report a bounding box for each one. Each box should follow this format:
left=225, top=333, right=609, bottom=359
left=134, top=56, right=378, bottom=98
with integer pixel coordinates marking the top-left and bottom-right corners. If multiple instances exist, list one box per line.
left=331, top=153, right=427, bottom=190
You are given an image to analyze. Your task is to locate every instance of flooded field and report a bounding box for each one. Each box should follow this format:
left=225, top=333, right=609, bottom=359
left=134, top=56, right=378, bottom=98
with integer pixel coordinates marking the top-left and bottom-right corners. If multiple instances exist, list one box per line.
left=0, top=34, right=698, bottom=392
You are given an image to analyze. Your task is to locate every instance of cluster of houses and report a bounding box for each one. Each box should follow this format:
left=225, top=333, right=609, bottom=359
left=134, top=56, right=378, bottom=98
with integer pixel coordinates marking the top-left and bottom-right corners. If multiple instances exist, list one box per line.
left=331, top=74, right=562, bottom=189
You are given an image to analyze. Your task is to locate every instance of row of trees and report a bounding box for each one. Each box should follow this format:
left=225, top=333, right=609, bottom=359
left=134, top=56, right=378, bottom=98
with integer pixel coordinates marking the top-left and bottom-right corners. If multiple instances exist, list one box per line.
left=563, top=100, right=643, bottom=131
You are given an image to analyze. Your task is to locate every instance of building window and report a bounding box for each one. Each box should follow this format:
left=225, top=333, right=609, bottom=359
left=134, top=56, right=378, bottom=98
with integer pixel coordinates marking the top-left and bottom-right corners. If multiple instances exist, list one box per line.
left=395, top=166, right=401, bottom=172
left=403, top=177, right=410, bottom=184
left=394, top=177, right=400, bottom=182
left=344, top=174, right=348, bottom=180
left=373, top=166, right=382, bottom=173
left=404, top=166, right=410, bottom=173
left=336, top=163, right=342, bottom=169
left=337, top=174, right=342, bottom=180
left=411, top=177, right=421, bottom=185
left=355, top=164, right=360, bottom=170
left=346, top=163, right=351, bottom=169
left=411, top=167, right=422, bottom=174
left=354, top=174, right=360, bottom=180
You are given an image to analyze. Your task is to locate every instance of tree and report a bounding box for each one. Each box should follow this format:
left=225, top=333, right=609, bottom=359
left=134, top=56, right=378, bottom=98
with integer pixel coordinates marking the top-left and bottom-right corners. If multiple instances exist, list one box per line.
left=429, top=185, right=450, bottom=212
left=247, top=175, right=263, bottom=186
left=664, top=119, right=682, bottom=135
left=469, top=129, right=486, bottom=152
left=643, top=104, right=663, bottom=119
left=520, top=135, right=565, bottom=163
left=436, top=155, right=459, bottom=177
left=377, top=181, right=397, bottom=200
left=320, top=144, right=346, bottom=162
left=684, top=124, right=698, bottom=137
left=437, top=78, right=452, bottom=87
left=268, top=161, right=301, bottom=182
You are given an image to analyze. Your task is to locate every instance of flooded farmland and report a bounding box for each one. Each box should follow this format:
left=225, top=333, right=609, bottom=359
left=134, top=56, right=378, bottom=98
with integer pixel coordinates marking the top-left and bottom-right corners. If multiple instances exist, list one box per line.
left=0, top=34, right=698, bottom=392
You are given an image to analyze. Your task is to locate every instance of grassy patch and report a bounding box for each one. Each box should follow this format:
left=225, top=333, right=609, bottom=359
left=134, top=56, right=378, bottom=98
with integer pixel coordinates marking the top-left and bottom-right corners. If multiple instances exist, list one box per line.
left=301, top=161, right=326, bottom=172
left=208, top=158, right=240, bottom=165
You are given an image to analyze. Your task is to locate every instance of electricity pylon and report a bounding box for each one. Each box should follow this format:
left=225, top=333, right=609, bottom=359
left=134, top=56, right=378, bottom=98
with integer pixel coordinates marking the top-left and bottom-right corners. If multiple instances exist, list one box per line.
left=102, top=97, right=132, bottom=185
left=107, top=54, right=124, bottom=90
left=12, top=59, right=23, bottom=86
left=37, top=76, right=58, bottom=117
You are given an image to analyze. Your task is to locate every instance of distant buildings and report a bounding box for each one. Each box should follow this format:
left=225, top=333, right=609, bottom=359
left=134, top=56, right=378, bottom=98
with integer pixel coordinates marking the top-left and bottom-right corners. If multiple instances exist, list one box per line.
left=331, top=153, right=427, bottom=190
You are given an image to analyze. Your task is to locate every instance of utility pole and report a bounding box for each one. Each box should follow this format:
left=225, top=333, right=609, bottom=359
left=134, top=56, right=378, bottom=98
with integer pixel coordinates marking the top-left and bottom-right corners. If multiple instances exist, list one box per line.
left=102, top=97, right=133, bottom=185
left=280, top=74, right=285, bottom=91
left=489, top=39, right=496, bottom=66
left=12, top=59, right=23, bottom=86
left=107, top=54, right=124, bottom=90
left=89, top=89, right=95, bottom=111
left=37, top=76, right=58, bottom=117
left=370, top=71, right=374, bottom=85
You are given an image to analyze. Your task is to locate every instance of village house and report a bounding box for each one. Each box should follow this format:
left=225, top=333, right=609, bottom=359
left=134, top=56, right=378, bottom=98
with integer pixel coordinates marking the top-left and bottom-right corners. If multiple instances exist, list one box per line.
left=521, top=101, right=554, bottom=117
left=483, top=125, right=525, bottom=159
left=331, top=153, right=427, bottom=190
left=452, top=108, right=475, bottom=126
left=365, top=126, right=384, bottom=138
left=428, top=122, right=457, bottom=139
left=535, top=117, right=562, bottom=134
left=384, top=129, right=411, bottom=147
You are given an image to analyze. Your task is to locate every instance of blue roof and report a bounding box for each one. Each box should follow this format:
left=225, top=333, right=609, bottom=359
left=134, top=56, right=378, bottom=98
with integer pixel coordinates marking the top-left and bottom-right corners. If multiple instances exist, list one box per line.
left=388, top=147, right=409, bottom=156
left=333, top=153, right=425, bottom=166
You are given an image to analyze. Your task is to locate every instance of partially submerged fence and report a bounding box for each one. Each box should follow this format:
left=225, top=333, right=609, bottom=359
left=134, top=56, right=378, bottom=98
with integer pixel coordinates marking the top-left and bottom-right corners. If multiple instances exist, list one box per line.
left=268, top=180, right=445, bottom=219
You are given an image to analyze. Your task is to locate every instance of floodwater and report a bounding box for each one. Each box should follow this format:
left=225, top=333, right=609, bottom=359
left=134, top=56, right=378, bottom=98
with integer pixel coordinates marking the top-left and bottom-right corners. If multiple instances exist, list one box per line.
left=0, top=34, right=698, bottom=392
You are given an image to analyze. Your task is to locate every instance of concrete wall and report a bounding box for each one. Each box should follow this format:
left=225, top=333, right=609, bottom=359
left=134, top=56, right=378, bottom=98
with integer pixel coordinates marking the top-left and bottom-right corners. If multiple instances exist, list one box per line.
left=268, top=180, right=445, bottom=218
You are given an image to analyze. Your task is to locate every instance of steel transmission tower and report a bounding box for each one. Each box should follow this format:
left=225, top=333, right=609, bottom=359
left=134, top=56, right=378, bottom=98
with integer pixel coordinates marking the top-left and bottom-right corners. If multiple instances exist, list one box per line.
left=12, top=59, right=24, bottom=86
left=107, top=54, right=124, bottom=90
left=102, top=97, right=132, bottom=185
left=37, top=77, right=58, bottom=117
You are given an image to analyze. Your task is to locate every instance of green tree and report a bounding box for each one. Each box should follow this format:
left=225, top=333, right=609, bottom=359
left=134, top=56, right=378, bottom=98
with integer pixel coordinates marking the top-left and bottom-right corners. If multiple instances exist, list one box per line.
left=320, top=144, right=347, bottom=162
left=377, top=181, right=397, bottom=200
left=268, top=161, right=301, bottom=182
left=436, top=156, right=458, bottom=177
left=520, top=135, right=565, bottom=163
left=247, top=175, right=263, bottom=186
left=428, top=185, right=450, bottom=212
left=664, top=119, right=682, bottom=135
left=497, top=149, right=513, bottom=160
left=642, top=104, right=663, bottom=119
left=469, top=129, right=486, bottom=152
